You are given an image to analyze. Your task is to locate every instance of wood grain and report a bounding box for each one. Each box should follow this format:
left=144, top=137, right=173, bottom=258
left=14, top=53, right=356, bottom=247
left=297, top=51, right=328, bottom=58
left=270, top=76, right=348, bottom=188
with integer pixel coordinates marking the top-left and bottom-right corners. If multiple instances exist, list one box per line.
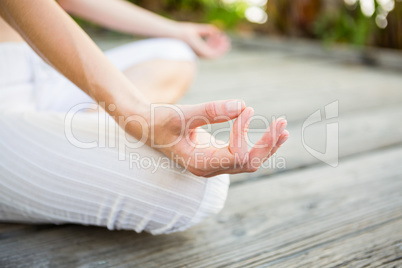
left=1, top=41, right=402, bottom=267
left=1, top=146, right=401, bottom=267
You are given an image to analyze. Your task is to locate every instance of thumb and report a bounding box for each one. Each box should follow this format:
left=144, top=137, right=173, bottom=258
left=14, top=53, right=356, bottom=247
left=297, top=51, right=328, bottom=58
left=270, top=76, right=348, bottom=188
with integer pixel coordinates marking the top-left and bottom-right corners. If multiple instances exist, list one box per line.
left=191, top=35, right=217, bottom=59
left=182, top=100, right=246, bottom=129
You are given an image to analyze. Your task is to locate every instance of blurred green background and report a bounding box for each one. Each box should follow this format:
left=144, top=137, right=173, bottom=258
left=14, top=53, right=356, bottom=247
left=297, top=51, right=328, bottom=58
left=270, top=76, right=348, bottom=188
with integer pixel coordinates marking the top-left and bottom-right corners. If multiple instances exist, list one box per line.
left=77, top=0, right=402, bottom=50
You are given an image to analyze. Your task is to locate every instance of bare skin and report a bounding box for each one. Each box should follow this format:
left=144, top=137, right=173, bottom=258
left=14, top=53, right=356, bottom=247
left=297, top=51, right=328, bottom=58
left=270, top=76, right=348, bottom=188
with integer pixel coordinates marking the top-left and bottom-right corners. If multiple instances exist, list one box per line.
left=0, top=0, right=289, bottom=177
left=123, top=60, right=196, bottom=104
left=0, top=16, right=23, bottom=42
left=0, top=16, right=194, bottom=103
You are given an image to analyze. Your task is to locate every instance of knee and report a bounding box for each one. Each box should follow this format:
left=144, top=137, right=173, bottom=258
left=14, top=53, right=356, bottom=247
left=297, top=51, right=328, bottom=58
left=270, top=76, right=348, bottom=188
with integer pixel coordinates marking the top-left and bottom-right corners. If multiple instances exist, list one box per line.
left=170, top=60, right=197, bottom=87
left=102, top=141, right=230, bottom=235
left=151, top=38, right=198, bottom=88
left=155, top=175, right=230, bottom=234
left=160, top=173, right=230, bottom=235
left=151, top=60, right=196, bottom=103
left=154, top=38, right=197, bottom=62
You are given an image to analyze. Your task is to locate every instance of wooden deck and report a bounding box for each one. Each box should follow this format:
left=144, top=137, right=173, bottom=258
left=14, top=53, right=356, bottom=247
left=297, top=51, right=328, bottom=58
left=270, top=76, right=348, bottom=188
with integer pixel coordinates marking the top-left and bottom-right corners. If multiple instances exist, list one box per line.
left=1, top=37, right=402, bottom=267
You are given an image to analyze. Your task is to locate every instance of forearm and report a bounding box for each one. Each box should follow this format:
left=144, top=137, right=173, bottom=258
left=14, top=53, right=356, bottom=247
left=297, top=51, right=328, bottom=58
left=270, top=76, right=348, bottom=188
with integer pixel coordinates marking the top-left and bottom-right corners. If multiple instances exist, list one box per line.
left=58, top=0, right=183, bottom=39
left=0, top=0, right=149, bottom=138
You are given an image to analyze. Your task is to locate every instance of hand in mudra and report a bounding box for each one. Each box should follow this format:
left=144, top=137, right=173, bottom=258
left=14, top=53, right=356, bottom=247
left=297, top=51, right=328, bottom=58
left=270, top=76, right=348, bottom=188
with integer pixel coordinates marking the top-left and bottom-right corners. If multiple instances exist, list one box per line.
left=146, top=100, right=289, bottom=177
left=179, top=22, right=231, bottom=59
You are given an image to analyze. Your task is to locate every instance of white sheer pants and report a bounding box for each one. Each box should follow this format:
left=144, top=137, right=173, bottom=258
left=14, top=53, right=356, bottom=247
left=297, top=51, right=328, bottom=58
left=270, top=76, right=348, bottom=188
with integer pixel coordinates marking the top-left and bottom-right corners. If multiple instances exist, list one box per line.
left=0, top=39, right=229, bottom=235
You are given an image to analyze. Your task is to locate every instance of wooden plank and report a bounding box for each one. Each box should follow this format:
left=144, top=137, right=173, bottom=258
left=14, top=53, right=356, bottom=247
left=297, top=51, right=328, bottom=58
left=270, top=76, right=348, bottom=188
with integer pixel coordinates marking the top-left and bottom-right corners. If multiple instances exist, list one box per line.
left=92, top=37, right=402, bottom=123
left=102, top=41, right=402, bottom=182
left=180, top=47, right=402, bottom=184
left=231, top=36, right=402, bottom=70
left=183, top=52, right=402, bottom=123
left=1, top=39, right=401, bottom=267
left=214, top=104, right=402, bottom=183
left=258, top=220, right=402, bottom=267
left=93, top=38, right=402, bottom=125
left=1, top=145, right=401, bottom=267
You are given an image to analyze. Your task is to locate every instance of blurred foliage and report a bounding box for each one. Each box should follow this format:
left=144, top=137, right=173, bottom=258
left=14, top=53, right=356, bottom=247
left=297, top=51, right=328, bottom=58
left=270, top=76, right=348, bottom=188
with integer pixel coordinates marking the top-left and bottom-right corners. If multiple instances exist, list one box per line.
left=314, top=4, right=374, bottom=47
left=313, top=1, right=402, bottom=48
left=133, top=0, right=248, bottom=29
left=264, top=0, right=322, bottom=36
left=200, top=1, right=248, bottom=29
left=264, top=0, right=401, bottom=49
left=74, top=0, right=401, bottom=49
left=376, top=1, right=402, bottom=49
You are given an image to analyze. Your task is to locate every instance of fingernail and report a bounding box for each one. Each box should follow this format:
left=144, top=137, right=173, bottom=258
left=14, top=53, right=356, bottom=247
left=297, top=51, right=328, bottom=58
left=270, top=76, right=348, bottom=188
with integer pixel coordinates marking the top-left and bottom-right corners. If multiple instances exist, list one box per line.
left=277, top=137, right=287, bottom=146
left=277, top=132, right=289, bottom=146
left=225, top=100, right=243, bottom=115
left=279, top=120, right=287, bottom=133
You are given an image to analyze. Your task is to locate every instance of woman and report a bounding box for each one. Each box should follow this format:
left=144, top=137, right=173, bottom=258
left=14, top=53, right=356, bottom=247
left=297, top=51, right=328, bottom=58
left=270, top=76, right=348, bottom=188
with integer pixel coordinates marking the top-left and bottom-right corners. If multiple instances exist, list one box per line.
left=0, top=0, right=289, bottom=234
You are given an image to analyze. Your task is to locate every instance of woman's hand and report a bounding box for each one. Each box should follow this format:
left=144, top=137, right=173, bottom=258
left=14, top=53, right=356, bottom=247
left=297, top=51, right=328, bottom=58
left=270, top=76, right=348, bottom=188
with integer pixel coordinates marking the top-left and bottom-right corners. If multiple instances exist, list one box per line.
left=136, top=100, right=289, bottom=177
left=178, top=22, right=231, bottom=59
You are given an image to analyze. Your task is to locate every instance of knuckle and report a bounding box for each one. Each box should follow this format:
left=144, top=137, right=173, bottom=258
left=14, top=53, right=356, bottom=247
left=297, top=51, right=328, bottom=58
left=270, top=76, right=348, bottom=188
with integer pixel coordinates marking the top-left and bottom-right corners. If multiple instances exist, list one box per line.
left=204, top=102, right=218, bottom=121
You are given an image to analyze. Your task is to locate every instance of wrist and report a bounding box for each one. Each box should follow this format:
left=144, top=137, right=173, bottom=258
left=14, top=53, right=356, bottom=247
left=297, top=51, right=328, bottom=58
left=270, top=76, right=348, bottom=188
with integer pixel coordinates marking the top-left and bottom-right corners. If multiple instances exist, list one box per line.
left=105, top=84, right=152, bottom=143
left=169, top=21, right=189, bottom=41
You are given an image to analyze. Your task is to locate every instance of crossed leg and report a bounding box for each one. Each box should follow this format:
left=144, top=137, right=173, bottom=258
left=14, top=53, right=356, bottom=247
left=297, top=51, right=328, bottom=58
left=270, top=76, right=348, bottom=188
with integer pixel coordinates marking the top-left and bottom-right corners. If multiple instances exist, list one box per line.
left=123, top=59, right=196, bottom=104
left=0, top=38, right=230, bottom=235
left=0, top=110, right=229, bottom=235
left=105, top=38, right=198, bottom=104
